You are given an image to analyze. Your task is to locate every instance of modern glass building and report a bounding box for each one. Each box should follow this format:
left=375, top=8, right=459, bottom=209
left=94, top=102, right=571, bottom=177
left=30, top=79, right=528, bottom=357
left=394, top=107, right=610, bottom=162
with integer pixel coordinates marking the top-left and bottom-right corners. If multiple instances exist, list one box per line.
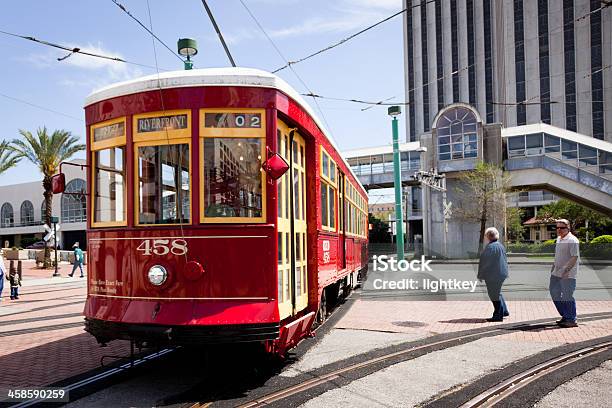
left=403, top=0, right=611, bottom=142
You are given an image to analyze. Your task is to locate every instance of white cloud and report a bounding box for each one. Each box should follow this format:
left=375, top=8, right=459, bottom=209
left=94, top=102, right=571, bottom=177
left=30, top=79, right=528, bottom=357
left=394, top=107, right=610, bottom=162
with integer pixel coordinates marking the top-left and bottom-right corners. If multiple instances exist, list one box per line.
left=244, top=0, right=402, bottom=40
left=19, top=42, right=145, bottom=89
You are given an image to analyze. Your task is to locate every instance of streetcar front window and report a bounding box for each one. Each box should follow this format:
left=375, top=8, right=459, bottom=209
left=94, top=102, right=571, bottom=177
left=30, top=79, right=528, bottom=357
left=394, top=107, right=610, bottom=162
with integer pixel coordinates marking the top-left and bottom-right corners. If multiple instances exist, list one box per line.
left=94, top=147, right=126, bottom=224
left=203, top=138, right=263, bottom=218
left=137, top=143, right=190, bottom=224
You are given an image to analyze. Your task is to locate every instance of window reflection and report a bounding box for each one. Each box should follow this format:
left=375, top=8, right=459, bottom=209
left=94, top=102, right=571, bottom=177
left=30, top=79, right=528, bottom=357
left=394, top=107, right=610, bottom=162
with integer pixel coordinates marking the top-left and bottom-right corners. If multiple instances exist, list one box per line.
left=138, top=144, right=190, bottom=224
left=203, top=138, right=263, bottom=218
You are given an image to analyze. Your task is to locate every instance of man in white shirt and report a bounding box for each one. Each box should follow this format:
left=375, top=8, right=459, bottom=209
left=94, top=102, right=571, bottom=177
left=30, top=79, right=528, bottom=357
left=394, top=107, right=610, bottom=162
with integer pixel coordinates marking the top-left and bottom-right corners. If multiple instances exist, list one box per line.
left=549, top=219, right=580, bottom=328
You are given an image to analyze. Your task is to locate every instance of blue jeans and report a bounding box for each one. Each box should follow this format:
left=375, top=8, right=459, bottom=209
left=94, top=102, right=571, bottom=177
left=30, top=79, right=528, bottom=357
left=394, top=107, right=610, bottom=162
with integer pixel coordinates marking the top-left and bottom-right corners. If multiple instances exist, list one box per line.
left=549, top=275, right=576, bottom=322
left=71, top=262, right=83, bottom=276
left=10, top=286, right=18, bottom=298
left=485, top=279, right=509, bottom=318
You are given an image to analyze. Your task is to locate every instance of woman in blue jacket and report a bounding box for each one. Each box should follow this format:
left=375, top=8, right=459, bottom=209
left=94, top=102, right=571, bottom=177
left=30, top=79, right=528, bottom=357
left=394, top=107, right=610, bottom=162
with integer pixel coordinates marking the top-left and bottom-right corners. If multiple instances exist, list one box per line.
left=477, top=227, right=509, bottom=322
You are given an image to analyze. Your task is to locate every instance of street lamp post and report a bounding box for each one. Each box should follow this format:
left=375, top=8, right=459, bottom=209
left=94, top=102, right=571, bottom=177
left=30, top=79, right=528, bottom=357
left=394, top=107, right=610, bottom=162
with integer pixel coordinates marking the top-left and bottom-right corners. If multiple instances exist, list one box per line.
left=388, top=106, right=404, bottom=261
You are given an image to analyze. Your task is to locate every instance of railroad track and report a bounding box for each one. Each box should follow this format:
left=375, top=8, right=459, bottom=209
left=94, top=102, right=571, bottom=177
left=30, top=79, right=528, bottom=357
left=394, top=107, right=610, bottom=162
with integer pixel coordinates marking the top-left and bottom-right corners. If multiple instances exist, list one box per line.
left=5, top=290, right=355, bottom=407
left=7, top=306, right=612, bottom=407
left=422, top=335, right=612, bottom=408
left=460, top=340, right=612, bottom=407
left=222, top=312, right=612, bottom=408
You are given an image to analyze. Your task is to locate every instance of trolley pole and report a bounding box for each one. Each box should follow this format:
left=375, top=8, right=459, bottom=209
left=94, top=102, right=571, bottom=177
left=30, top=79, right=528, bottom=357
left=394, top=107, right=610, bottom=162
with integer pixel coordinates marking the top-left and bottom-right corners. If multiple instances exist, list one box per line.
left=388, top=106, right=404, bottom=261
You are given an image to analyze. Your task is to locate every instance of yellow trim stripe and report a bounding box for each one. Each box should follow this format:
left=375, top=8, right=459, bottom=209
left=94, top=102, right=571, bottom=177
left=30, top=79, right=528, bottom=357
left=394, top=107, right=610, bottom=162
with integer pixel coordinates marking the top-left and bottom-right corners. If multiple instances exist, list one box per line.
left=89, top=294, right=272, bottom=301
left=89, top=235, right=268, bottom=241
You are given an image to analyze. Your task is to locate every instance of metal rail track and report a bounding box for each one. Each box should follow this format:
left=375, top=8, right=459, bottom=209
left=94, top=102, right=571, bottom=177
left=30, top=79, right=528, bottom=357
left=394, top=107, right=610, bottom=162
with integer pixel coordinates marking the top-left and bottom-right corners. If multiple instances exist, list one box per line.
left=233, top=313, right=612, bottom=408
left=460, top=340, right=612, bottom=408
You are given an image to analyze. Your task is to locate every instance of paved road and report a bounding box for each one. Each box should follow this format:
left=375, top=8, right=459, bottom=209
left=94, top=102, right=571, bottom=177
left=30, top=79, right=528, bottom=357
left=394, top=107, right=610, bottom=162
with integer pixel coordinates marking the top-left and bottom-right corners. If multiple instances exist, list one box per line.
left=361, top=262, right=612, bottom=301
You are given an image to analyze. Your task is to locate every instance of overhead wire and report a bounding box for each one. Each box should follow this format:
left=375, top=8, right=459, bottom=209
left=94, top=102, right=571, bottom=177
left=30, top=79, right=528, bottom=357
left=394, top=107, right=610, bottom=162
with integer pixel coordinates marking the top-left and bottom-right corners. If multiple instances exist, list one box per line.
left=270, top=0, right=605, bottom=74
left=0, top=29, right=158, bottom=70
left=271, top=0, right=437, bottom=73
left=144, top=0, right=189, bottom=262
left=110, top=0, right=184, bottom=63
left=301, top=31, right=610, bottom=111
left=0, top=91, right=82, bottom=122
left=238, top=0, right=339, bottom=145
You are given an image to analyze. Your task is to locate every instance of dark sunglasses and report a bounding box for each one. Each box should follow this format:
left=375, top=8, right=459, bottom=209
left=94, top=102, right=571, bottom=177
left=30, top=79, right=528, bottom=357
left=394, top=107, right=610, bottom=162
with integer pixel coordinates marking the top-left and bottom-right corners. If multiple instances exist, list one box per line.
left=556, top=226, right=568, bottom=230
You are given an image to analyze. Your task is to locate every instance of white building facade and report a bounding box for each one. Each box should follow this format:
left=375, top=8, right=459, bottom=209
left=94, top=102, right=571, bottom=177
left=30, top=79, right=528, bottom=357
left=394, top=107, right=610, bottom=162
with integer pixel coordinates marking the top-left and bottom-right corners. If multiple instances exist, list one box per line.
left=0, top=161, right=87, bottom=249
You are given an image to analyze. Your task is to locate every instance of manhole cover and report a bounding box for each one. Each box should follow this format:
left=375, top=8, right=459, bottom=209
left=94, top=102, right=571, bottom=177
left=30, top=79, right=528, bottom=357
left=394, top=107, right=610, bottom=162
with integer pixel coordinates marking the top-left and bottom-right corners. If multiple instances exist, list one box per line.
left=392, top=321, right=428, bottom=328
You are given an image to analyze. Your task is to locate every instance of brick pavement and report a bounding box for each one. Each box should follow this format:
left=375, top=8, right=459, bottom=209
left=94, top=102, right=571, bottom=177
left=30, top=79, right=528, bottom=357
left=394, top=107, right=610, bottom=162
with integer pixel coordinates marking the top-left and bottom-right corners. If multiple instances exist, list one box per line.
left=0, top=260, right=131, bottom=400
left=336, top=299, right=612, bottom=343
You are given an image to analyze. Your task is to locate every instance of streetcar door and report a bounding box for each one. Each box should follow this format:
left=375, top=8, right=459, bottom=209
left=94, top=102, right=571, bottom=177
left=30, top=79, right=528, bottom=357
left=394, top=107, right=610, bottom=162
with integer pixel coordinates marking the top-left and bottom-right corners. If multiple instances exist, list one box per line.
left=277, top=120, right=308, bottom=319
left=339, top=173, right=346, bottom=270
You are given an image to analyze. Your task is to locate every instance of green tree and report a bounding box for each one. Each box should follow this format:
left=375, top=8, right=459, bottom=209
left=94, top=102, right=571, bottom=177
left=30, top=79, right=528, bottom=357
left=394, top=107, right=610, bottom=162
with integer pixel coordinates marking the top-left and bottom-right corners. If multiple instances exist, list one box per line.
left=368, top=213, right=391, bottom=243
left=11, top=127, right=85, bottom=268
left=538, top=199, right=611, bottom=241
left=454, top=162, right=512, bottom=253
left=506, top=207, right=525, bottom=243
left=0, top=140, right=20, bottom=175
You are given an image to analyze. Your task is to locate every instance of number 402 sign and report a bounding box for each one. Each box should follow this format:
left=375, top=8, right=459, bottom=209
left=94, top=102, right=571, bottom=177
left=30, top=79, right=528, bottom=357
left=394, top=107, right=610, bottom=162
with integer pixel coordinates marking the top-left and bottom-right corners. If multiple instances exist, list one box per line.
left=137, top=239, right=188, bottom=256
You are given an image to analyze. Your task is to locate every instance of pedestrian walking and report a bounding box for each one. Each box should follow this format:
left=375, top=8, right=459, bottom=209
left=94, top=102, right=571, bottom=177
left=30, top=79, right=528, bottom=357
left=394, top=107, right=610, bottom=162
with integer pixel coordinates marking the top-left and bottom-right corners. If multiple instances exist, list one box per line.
left=549, top=219, right=580, bottom=328
left=68, top=242, right=84, bottom=278
left=7, top=265, right=21, bottom=300
left=477, top=227, right=509, bottom=322
left=0, top=251, right=5, bottom=301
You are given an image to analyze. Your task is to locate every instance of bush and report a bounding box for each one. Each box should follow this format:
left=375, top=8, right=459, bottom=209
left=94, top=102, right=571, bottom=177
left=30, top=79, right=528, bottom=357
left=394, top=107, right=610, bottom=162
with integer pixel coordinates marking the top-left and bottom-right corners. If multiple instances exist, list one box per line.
left=590, top=235, right=612, bottom=244
left=530, top=240, right=556, bottom=254
left=507, top=243, right=531, bottom=253
left=582, top=236, right=612, bottom=259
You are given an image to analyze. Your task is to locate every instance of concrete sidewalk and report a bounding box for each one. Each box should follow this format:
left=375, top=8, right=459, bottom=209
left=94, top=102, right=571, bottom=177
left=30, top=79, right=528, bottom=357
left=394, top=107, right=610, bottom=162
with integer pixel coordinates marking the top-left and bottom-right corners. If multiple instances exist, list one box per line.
left=2, top=259, right=86, bottom=291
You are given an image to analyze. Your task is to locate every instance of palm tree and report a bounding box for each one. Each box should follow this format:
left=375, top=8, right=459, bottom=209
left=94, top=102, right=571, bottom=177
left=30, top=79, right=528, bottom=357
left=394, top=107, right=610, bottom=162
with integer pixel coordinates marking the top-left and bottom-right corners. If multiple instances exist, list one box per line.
left=0, top=140, right=20, bottom=175
left=12, top=127, right=85, bottom=268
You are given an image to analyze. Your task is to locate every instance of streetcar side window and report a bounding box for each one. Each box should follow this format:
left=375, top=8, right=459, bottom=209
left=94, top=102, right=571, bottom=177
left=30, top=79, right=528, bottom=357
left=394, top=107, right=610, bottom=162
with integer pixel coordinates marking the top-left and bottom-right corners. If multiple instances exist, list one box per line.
left=202, top=138, right=263, bottom=218
left=199, top=109, right=267, bottom=223
left=137, top=143, right=190, bottom=225
left=90, top=117, right=127, bottom=228
left=320, top=147, right=337, bottom=231
left=94, top=147, right=126, bottom=224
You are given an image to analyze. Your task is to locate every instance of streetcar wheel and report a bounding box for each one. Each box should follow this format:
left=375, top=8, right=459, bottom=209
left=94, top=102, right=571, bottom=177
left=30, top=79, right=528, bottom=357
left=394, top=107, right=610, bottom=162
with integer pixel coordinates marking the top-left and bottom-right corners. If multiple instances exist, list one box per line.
left=316, top=290, right=327, bottom=324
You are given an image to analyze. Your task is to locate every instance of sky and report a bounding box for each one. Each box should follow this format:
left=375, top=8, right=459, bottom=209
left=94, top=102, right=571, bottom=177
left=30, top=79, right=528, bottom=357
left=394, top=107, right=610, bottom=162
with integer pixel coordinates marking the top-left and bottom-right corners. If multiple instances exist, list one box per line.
left=0, top=0, right=404, bottom=202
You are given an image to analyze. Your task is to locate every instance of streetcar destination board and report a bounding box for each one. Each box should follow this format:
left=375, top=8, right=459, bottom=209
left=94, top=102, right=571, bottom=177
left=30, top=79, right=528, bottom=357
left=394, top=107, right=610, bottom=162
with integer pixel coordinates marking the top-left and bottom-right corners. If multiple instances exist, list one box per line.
left=204, top=112, right=261, bottom=128
left=93, top=121, right=124, bottom=142
left=137, top=114, right=188, bottom=133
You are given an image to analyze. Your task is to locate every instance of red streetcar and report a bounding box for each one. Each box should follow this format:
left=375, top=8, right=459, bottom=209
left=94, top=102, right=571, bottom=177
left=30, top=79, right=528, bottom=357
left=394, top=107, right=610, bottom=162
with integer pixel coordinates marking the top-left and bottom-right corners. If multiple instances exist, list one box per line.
left=56, top=68, right=369, bottom=355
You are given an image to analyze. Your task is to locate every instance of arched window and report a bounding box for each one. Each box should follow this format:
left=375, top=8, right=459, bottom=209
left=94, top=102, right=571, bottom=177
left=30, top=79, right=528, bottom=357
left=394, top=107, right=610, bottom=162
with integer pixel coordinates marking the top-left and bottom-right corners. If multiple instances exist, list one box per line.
left=1, top=203, right=14, bottom=228
left=20, top=201, right=34, bottom=226
left=435, top=106, right=478, bottom=161
left=61, top=179, right=87, bottom=223
left=41, top=200, right=47, bottom=223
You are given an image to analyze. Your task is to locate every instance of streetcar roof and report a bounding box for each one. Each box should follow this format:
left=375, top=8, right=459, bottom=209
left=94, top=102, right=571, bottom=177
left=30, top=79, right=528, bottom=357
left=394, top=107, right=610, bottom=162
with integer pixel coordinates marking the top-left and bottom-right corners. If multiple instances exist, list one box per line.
left=85, top=67, right=366, bottom=194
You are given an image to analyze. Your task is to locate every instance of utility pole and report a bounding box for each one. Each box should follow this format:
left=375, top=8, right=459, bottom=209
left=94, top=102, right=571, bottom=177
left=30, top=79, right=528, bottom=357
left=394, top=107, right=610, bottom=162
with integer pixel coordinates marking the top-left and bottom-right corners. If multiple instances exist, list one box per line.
left=388, top=106, right=404, bottom=261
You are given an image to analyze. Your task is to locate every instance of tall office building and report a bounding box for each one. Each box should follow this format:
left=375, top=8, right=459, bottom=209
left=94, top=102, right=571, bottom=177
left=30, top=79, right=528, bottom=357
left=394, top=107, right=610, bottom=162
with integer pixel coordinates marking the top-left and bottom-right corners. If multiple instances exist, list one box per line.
left=403, top=0, right=612, bottom=142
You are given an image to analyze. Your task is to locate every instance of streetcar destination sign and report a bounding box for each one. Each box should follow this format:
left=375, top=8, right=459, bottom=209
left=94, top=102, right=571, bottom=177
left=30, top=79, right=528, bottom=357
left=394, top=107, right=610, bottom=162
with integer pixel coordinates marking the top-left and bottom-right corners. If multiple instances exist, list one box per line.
left=205, top=112, right=261, bottom=128
left=93, top=121, right=125, bottom=142
left=137, top=114, right=188, bottom=133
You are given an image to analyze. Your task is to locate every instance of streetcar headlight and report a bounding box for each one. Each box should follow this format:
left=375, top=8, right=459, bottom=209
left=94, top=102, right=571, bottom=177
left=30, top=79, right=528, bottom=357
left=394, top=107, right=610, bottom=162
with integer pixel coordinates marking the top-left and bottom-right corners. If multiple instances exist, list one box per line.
left=148, top=265, right=167, bottom=286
